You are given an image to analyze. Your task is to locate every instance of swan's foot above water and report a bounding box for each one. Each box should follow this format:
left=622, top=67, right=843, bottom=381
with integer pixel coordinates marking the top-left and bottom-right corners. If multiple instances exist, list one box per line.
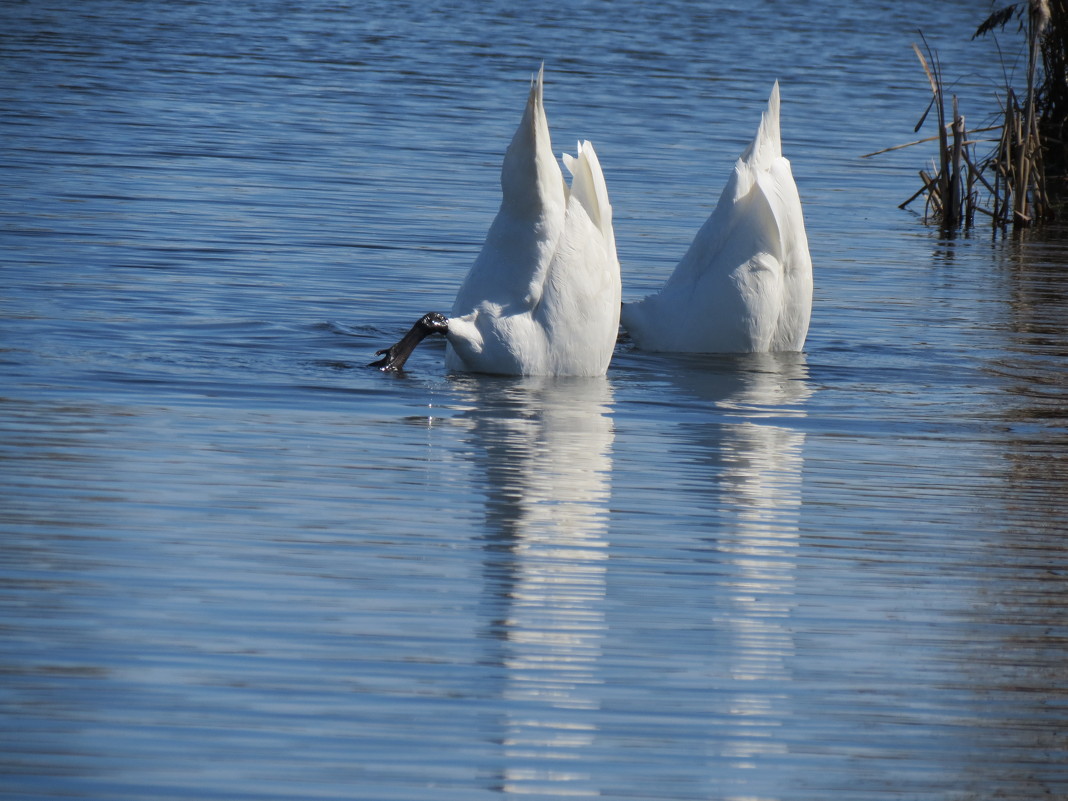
left=369, top=344, right=406, bottom=372
left=370, top=312, right=449, bottom=372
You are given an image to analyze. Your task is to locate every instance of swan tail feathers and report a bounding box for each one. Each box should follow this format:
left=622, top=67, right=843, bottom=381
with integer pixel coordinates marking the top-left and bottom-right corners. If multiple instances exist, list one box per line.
left=563, top=140, right=617, bottom=263
left=741, top=81, right=782, bottom=171
left=500, top=63, right=562, bottom=208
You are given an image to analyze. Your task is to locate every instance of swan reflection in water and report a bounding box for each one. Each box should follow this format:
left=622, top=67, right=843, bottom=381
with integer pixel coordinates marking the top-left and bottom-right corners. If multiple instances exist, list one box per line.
left=451, top=353, right=810, bottom=797
left=670, top=351, right=810, bottom=784
left=605, top=350, right=810, bottom=795
left=451, top=374, right=614, bottom=797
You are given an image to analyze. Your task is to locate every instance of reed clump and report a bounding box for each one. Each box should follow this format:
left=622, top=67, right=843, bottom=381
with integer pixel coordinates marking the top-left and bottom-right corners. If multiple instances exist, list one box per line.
left=866, top=0, right=1065, bottom=233
left=1036, top=0, right=1067, bottom=199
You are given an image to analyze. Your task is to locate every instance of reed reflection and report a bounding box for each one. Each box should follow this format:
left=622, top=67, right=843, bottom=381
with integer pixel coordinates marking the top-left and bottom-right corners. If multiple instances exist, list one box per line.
left=452, top=375, right=614, bottom=798
left=962, top=232, right=1068, bottom=799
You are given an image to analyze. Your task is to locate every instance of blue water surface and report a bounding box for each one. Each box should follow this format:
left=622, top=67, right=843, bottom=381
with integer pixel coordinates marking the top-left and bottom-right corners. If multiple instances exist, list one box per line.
left=2, top=1, right=1067, bottom=800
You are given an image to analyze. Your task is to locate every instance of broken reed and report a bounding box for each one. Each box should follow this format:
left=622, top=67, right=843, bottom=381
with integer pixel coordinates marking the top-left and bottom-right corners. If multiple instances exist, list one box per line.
left=884, top=41, right=1049, bottom=231
left=866, top=2, right=1057, bottom=233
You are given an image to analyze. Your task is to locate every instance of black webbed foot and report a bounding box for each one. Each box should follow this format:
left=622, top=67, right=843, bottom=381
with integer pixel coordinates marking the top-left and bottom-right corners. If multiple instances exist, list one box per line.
left=369, top=344, right=404, bottom=371
left=369, top=312, right=449, bottom=372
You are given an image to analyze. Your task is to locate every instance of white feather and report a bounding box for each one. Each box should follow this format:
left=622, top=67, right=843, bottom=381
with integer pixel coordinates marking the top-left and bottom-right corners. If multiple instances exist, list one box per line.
left=620, top=82, right=812, bottom=353
left=446, top=67, right=621, bottom=376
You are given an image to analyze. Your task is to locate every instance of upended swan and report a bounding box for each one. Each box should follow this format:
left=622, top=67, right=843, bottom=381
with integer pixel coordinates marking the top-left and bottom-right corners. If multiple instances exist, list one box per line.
left=620, top=82, right=812, bottom=353
left=371, top=67, right=620, bottom=375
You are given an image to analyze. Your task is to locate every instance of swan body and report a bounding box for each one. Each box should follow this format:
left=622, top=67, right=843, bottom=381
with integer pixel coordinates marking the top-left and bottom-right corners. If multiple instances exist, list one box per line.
left=443, top=69, right=620, bottom=376
left=620, top=82, right=812, bottom=353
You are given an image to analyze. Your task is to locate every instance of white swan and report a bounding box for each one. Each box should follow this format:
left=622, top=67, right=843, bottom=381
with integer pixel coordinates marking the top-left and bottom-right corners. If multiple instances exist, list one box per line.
left=620, top=82, right=812, bottom=353
left=372, top=67, right=620, bottom=376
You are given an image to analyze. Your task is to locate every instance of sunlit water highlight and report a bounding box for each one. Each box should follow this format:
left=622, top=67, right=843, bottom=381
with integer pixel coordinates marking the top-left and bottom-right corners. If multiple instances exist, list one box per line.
left=2, top=1, right=1068, bottom=800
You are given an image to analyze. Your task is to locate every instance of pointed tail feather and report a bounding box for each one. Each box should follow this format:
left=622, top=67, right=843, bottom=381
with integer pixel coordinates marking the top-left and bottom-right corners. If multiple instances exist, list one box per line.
left=740, top=81, right=782, bottom=171
left=499, top=63, right=562, bottom=207
left=562, top=140, right=617, bottom=263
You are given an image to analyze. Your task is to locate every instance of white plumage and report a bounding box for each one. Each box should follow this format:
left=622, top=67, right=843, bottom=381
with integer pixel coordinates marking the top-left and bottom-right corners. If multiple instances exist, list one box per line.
left=620, top=82, right=812, bottom=353
left=444, top=67, right=621, bottom=376
left=372, top=67, right=620, bottom=375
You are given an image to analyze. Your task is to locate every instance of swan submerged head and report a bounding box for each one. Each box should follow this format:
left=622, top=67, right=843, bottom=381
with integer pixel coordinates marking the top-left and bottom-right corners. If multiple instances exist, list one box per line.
left=370, top=312, right=449, bottom=372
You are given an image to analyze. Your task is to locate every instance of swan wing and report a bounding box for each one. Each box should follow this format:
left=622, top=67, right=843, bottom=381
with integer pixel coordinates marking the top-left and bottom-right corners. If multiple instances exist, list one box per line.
left=621, top=82, right=812, bottom=353
left=743, top=81, right=812, bottom=350
left=767, top=156, right=812, bottom=351
left=538, top=140, right=621, bottom=375
left=445, top=71, right=624, bottom=376
left=562, top=140, right=618, bottom=267
left=446, top=67, right=566, bottom=374
left=622, top=168, right=783, bottom=352
left=451, top=65, right=566, bottom=320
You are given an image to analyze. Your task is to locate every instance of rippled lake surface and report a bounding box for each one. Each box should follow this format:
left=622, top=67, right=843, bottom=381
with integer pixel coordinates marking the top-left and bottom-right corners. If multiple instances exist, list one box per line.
left=3, top=1, right=1068, bottom=799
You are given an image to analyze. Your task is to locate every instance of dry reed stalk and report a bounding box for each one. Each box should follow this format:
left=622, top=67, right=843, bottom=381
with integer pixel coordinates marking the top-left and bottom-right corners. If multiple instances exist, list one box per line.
left=871, top=3, right=1062, bottom=233
left=948, top=96, right=965, bottom=228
